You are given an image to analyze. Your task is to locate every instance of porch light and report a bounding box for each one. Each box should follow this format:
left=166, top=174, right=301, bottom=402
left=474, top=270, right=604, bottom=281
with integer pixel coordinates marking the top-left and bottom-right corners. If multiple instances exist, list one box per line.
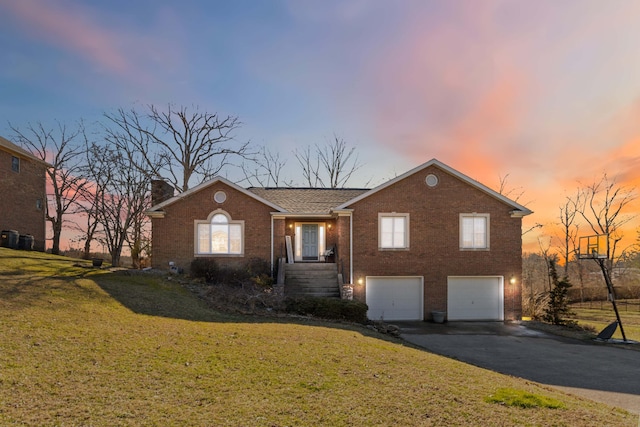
left=327, top=223, right=332, bottom=229
left=289, top=224, right=293, bottom=229
left=357, top=278, right=363, bottom=285
left=510, top=276, right=516, bottom=285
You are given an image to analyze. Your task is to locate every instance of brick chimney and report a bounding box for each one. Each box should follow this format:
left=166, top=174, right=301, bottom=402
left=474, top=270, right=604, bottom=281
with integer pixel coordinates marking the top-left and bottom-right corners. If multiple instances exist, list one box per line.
left=151, top=180, right=175, bottom=206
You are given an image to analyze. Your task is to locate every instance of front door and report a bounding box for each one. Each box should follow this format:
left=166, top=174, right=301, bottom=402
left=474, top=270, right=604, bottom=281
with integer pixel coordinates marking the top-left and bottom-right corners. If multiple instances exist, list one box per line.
left=302, top=224, right=319, bottom=260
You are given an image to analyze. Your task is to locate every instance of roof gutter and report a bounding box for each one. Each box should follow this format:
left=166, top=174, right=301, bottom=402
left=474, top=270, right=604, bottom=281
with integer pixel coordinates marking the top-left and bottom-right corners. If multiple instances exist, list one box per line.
left=146, top=210, right=166, bottom=219
left=270, top=213, right=335, bottom=218
left=509, top=209, right=533, bottom=218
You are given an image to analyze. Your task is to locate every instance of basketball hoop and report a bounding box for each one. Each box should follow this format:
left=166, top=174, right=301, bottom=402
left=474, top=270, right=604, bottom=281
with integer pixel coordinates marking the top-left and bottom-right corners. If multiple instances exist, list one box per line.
left=578, top=234, right=607, bottom=260
left=577, top=234, right=627, bottom=342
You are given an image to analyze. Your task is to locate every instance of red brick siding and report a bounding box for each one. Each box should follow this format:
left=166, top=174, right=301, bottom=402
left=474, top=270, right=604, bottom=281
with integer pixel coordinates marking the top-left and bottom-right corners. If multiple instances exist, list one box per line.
left=336, top=215, right=351, bottom=278
left=0, top=149, right=47, bottom=251
left=347, top=165, right=523, bottom=320
left=151, top=183, right=275, bottom=272
left=273, top=218, right=286, bottom=261
left=150, top=164, right=525, bottom=321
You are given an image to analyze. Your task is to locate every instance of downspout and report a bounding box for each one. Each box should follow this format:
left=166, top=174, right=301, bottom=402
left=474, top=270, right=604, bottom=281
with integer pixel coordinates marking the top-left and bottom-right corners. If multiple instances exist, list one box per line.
left=349, top=211, right=353, bottom=285
left=270, top=215, right=274, bottom=276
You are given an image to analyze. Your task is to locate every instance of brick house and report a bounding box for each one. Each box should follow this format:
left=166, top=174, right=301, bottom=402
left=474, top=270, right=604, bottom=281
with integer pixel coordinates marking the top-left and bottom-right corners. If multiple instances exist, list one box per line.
left=147, top=159, right=532, bottom=321
left=0, top=136, right=48, bottom=251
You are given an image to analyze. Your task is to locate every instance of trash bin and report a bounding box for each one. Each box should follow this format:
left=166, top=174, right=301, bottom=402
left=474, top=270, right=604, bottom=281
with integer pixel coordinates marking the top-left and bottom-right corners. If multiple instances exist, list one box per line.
left=1, top=230, right=19, bottom=249
left=432, top=311, right=446, bottom=324
left=19, top=234, right=34, bottom=250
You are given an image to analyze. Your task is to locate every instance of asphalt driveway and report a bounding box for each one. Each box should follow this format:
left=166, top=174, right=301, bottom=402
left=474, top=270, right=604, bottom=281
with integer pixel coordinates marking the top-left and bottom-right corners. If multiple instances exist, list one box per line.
left=398, top=321, right=640, bottom=415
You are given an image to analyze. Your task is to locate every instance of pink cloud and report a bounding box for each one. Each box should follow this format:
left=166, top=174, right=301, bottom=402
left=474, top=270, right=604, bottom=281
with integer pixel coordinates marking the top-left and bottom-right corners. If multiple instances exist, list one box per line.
left=349, top=1, right=640, bottom=256
left=360, top=3, right=534, bottom=186
left=3, top=0, right=133, bottom=76
left=0, top=0, right=184, bottom=91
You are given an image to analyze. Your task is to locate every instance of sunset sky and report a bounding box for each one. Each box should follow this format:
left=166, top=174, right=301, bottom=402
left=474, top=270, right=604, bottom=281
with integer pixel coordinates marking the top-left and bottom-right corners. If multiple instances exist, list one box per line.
left=1, top=0, right=639, bottom=254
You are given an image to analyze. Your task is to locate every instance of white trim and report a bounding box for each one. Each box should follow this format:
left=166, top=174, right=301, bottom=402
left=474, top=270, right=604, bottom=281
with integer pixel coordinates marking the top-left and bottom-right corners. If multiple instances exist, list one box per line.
left=335, top=158, right=532, bottom=216
left=378, top=213, right=410, bottom=250
left=213, top=190, right=227, bottom=203
left=194, top=209, right=245, bottom=256
left=148, top=176, right=286, bottom=213
left=349, top=211, right=353, bottom=284
left=425, top=173, right=439, bottom=187
left=294, top=222, right=326, bottom=261
left=459, top=213, right=490, bottom=250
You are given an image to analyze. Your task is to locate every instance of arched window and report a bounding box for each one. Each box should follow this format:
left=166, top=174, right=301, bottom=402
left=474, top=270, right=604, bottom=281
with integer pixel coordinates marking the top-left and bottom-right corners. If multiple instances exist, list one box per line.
left=196, top=212, right=243, bottom=255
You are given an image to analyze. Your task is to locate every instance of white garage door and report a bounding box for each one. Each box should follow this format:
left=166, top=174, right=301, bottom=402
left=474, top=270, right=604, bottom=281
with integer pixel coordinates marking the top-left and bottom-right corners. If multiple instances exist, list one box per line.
left=447, top=276, right=504, bottom=321
left=366, top=276, right=423, bottom=321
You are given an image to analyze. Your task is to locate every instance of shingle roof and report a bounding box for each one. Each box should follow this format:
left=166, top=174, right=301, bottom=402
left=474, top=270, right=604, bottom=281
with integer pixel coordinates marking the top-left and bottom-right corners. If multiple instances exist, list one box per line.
left=0, top=135, right=48, bottom=164
left=248, top=188, right=369, bottom=214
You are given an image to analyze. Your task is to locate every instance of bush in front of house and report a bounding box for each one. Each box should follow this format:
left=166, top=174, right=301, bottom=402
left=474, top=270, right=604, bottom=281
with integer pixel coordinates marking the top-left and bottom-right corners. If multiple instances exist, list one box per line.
left=191, top=259, right=366, bottom=322
left=284, top=297, right=368, bottom=323
left=190, top=258, right=220, bottom=283
left=190, top=257, right=273, bottom=287
left=191, top=257, right=278, bottom=314
left=543, top=259, right=574, bottom=326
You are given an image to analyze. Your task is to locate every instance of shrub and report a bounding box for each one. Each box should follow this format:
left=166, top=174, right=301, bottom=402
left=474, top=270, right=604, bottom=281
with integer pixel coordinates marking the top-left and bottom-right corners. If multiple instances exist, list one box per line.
left=285, top=297, right=368, bottom=323
left=190, top=257, right=273, bottom=286
left=251, top=273, right=274, bottom=288
left=543, top=259, right=574, bottom=325
left=190, top=258, right=219, bottom=283
left=244, top=257, right=271, bottom=278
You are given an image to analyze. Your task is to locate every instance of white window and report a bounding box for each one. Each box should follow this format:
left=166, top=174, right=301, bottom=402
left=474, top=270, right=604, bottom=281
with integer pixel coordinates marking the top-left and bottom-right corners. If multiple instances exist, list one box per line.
left=195, top=212, right=243, bottom=255
left=379, top=213, right=409, bottom=249
left=460, top=213, right=489, bottom=249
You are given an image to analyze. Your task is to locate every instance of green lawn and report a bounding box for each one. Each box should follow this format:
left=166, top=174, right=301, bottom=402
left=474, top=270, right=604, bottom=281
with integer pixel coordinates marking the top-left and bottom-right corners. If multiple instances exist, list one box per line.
left=0, top=248, right=636, bottom=426
left=570, top=302, right=640, bottom=342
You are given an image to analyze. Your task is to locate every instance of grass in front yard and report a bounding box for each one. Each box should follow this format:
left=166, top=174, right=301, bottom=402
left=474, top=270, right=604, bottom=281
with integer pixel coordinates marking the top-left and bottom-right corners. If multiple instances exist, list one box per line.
left=569, top=304, right=640, bottom=342
left=0, top=248, right=636, bottom=426
left=485, top=388, right=566, bottom=409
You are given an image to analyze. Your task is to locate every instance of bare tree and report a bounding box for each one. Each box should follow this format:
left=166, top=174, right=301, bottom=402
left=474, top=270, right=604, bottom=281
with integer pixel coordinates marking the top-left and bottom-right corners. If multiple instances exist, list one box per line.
left=10, top=121, right=88, bottom=255
left=497, top=174, right=540, bottom=237
left=103, top=104, right=250, bottom=192
left=71, top=182, right=103, bottom=260
left=85, top=142, right=150, bottom=267
left=521, top=252, right=550, bottom=319
left=557, top=194, right=581, bottom=276
left=498, top=173, right=526, bottom=204
left=240, top=146, right=289, bottom=187
left=537, top=236, right=554, bottom=293
left=126, top=192, right=151, bottom=269
left=522, top=223, right=543, bottom=236
left=294, top=135, right=364, bottom=188
left=294, top=145, right=322, bottom=187
left=578, top=173, right=636, bottom=269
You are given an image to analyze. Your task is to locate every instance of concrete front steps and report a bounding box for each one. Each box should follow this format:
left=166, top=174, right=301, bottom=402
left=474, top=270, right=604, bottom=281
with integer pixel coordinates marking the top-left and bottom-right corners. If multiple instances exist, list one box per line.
left=284, top=263, right=340, bottom=298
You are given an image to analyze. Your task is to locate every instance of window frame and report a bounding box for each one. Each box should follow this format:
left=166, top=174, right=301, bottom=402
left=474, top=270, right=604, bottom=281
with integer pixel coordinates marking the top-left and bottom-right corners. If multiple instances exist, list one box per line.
left=459, top=213, right=490, bottom=250
left=11, top=156, right=20, bottom=173
left=294, top=222, right=326, bottom=261
left=378, top=213, right=410, bottom=250
left=194, top=210, right=244, bottom=256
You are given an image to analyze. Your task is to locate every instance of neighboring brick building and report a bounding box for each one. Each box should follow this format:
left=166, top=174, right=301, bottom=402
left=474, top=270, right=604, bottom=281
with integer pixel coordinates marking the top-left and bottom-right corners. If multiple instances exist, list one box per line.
left=147, top=159, right=532, bottom=321
left=0, top=136, right=49, bottom=251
